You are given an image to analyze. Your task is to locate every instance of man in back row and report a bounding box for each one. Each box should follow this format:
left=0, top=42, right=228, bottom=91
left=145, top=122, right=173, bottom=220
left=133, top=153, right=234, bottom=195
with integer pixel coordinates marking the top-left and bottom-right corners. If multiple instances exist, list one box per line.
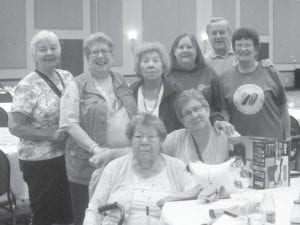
left=205, top=18, right=237, bottom=75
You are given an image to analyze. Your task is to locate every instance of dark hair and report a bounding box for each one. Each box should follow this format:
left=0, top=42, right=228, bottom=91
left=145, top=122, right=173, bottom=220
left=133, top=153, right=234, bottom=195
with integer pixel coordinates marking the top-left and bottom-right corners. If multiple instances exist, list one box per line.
left=126, top=113, right=167, bottom=142
left=170, top=33, right=206, bottom=70
left=231, top=27, right=260, bottom=51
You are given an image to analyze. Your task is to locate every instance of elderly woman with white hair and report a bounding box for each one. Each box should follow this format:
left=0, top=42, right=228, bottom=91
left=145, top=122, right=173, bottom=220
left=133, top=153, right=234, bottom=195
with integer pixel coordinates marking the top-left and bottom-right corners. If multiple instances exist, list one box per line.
left=130, top=42, right=182, bottom=133
left=9, top=30, right=73, bottom=225
left=60, top=32, right=136, bottom=225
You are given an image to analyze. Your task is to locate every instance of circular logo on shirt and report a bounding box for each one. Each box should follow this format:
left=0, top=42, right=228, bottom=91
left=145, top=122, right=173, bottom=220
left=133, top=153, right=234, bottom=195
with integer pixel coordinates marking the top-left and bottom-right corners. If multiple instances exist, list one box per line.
left=233, top=84, right=265, bottom=115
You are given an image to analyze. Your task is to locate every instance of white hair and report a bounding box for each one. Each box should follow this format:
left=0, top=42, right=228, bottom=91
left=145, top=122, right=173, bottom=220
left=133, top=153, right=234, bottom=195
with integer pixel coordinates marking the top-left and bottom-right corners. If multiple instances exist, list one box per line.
left=30, top=30, right=61, bottom=58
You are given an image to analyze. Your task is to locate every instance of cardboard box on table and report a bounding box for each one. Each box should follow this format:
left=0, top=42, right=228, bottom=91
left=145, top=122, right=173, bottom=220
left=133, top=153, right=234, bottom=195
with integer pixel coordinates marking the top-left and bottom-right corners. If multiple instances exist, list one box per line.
left=228, top=136, right=290, bottom=189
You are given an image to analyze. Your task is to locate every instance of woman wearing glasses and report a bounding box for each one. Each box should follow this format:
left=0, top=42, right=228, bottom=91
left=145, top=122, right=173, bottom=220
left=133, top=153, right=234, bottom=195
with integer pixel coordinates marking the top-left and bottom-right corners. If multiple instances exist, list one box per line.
left=84, top=113, right=215, bottom=225
left=60, top=32, right=136, bottom=225
left=163, top=89, right=231, bottom=164
left=217, top=27, right=290, bottom=140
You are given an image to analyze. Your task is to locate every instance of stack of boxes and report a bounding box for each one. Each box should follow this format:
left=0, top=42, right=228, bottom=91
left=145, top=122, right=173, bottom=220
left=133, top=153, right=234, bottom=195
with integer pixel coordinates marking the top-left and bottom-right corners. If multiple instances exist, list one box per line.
left=229, top=136, right=290, bottom=189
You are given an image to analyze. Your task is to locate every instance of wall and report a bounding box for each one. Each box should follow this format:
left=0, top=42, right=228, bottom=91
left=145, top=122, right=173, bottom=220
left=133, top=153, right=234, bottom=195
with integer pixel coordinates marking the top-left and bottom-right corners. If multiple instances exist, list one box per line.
left=1, top=0, right=300, bottom=87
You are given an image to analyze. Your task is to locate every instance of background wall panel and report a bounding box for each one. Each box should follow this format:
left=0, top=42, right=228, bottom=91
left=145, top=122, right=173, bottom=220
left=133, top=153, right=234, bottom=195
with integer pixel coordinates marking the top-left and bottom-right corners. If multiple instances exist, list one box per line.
left=0, top=0, right=26, bottom=68
left=142, top=0, right=196, bottom=51
left=274, top=0, right=300, bottom=64
left=35, top=0, right=83, bottom=29
left=212, top=0, right=236, bottom=30
left=240, top=0, right=268, bottom=35
left=98, top=0, right=123, bottom=66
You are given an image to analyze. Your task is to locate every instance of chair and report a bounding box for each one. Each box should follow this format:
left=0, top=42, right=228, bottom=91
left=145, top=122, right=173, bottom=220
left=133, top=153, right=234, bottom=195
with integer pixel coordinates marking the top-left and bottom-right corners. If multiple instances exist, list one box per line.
left=0, top=107, right=8, bottom=127
left=0, top=90, right=13, bottom=103
left=290, top=115, right=300, bottom=171
left=0, top=149, right=17, bottom=225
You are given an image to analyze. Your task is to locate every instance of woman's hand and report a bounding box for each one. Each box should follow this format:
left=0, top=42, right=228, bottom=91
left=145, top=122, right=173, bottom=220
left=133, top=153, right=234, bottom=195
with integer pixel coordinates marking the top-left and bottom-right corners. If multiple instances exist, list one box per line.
left=51, top=128, right=69, bottom=143
left=197, top=183, right=219, bottom=203
left=213, top=120, right=236, bottom=136
left=89, top=148, right=111, bottom=168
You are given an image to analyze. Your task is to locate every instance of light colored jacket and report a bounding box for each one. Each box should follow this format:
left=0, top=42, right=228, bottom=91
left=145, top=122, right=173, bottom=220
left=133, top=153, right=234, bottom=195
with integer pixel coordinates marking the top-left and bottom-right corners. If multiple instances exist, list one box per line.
left=84, top=153, right=188, bottom=225
left=64, top=71, right=137, bottom=185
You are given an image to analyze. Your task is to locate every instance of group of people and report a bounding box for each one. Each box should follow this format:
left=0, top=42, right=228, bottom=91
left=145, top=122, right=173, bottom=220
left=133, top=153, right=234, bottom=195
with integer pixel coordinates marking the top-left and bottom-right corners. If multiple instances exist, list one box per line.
left=8, top=17, right=291, bottom=225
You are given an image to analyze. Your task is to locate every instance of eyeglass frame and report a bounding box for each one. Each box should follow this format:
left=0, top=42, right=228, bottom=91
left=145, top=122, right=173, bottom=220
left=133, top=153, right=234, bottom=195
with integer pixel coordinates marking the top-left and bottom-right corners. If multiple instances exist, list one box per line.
left=89, top=49, right=112, bottom=57
left=132, top=134, right=160, bottom=142
left=181, top=105, right=208, bottom=119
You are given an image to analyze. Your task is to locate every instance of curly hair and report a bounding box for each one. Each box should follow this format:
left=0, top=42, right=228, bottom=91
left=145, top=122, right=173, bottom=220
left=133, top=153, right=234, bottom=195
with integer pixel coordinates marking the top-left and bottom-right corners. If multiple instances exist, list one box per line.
left=133, top=42, right=170, bottom=77
left=232, top=27, right=260, bottom=51
left=126, top=113, right=167, bottom=142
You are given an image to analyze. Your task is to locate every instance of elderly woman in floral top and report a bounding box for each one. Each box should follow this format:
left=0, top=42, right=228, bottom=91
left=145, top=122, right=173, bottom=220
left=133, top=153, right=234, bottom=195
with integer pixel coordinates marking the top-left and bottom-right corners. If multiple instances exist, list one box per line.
left=9, top=30, right=73, bottom=225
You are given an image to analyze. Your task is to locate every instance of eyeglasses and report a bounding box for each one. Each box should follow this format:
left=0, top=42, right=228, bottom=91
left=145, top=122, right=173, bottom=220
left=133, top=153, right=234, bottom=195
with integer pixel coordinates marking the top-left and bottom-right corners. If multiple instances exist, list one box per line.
left=181, top=105, right=207, bottom=118
left=90, top=49, right=111, bottom=57
left=234, top=43, right=254, bottom=50
left=133, top=134, right=159, bottom=142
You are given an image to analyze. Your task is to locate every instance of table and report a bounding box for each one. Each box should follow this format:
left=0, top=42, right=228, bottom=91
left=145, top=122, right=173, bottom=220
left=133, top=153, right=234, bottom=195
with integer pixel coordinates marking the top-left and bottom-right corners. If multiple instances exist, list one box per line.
left=0, top=127, right=29, bottom=201
left=160, top=178, right=300, bottom=225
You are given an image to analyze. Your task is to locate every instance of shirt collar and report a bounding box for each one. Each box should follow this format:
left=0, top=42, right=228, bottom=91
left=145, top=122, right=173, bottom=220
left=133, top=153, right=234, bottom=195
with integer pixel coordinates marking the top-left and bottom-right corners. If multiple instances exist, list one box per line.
left=208, top=48, right=234, bottom=59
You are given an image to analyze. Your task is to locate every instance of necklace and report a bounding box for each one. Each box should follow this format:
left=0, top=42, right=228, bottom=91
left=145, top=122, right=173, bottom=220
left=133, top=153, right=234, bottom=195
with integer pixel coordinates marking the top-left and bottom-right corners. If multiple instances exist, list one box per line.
left=142, top=82, right=163, bottom=113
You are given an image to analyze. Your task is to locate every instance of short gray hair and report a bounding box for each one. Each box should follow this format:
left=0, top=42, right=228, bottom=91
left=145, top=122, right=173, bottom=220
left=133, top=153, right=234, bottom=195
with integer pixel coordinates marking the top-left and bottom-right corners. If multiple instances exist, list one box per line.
left=174, top=89, right=210, bottom=120
left=133, top=42, right=170, bottom=77
left=83, top=32, right=113, bottom=59
left=126, top=113, right=167, bottom=142
left=30, top=30, right=61, bottom=58
left=206, top=17, right=232, bottom=35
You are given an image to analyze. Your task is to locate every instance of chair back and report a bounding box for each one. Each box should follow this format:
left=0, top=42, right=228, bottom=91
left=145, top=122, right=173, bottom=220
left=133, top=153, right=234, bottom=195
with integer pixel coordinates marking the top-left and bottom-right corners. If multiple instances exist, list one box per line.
left=0, top=149, right=11, bottom=197
left=0, top=90, right=13, bottom=103
left=0, top=107, right=8, bottom=127
left=290, top=115, right=300, bottom=171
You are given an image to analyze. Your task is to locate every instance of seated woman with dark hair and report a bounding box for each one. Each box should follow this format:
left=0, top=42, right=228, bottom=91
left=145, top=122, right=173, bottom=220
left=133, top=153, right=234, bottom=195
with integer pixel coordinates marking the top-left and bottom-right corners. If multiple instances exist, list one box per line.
left=83, top=113, right=216, bottom=225
left=163, top=89, right=234, bottom=165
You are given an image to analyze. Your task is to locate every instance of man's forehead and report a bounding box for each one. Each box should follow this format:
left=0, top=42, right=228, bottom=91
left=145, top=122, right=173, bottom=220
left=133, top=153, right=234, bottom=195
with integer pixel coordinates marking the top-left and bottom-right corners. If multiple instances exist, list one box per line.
left=210, top=20, right=229, bottom=31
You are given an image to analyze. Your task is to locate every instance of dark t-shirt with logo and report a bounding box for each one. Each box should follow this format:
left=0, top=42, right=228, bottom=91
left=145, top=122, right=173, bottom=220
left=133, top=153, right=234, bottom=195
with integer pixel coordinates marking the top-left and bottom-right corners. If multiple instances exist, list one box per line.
left=219, top=63, right=287, bottom=140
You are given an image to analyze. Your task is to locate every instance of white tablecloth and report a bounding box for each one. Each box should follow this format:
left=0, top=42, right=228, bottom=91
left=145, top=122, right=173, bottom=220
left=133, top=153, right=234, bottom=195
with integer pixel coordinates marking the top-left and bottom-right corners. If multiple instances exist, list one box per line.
left=161, top=178, right=300, bottom=225
left=0, top=127, right=29, bottom=201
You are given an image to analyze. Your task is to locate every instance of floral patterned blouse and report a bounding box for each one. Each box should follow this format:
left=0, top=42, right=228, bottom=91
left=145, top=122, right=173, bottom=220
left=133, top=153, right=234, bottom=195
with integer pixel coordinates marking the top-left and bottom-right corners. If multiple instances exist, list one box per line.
left=11, top=69, right=73, bottom=161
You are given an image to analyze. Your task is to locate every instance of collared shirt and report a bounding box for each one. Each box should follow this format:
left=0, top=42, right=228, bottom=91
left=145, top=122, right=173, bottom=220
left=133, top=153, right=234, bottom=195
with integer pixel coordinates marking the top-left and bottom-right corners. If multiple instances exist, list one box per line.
left=12, top=69, right=73, bottom=161
left=205, top=50, right=237, bottom=75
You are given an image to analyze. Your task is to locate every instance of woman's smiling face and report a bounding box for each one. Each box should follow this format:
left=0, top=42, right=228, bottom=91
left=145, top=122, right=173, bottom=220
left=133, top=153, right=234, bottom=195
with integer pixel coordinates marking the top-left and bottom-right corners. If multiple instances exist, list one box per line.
left=234, top=38, right=258, bottom=63
left=87, top=42, right=113, bottom=75
left=34, top=39, right=61, bottom=69
left=174, top=36, right=197, bottom=68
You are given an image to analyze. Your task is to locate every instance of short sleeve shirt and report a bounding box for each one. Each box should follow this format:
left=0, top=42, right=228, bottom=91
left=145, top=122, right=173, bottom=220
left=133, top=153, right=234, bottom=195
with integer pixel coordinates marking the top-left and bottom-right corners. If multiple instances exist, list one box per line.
left=219, top=64, right=287, bottom=139
left=11, top=69, right=73, bottom=161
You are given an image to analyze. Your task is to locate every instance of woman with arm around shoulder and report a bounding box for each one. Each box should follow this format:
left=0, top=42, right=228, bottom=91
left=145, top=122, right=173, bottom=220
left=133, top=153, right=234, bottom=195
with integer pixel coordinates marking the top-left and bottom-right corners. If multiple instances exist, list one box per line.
left=83, top=113, right=189, bottom=225
left=163, top=89, right=231, bottom=165
left=168, top=33, right=235, bottom=134
left=130, top=42, right=182, bottom=133
left=218, top=27, right=290, bottom=140
left=8, top=30, right=73, bottom=225
left=60, top=32, right=136, bottom=225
